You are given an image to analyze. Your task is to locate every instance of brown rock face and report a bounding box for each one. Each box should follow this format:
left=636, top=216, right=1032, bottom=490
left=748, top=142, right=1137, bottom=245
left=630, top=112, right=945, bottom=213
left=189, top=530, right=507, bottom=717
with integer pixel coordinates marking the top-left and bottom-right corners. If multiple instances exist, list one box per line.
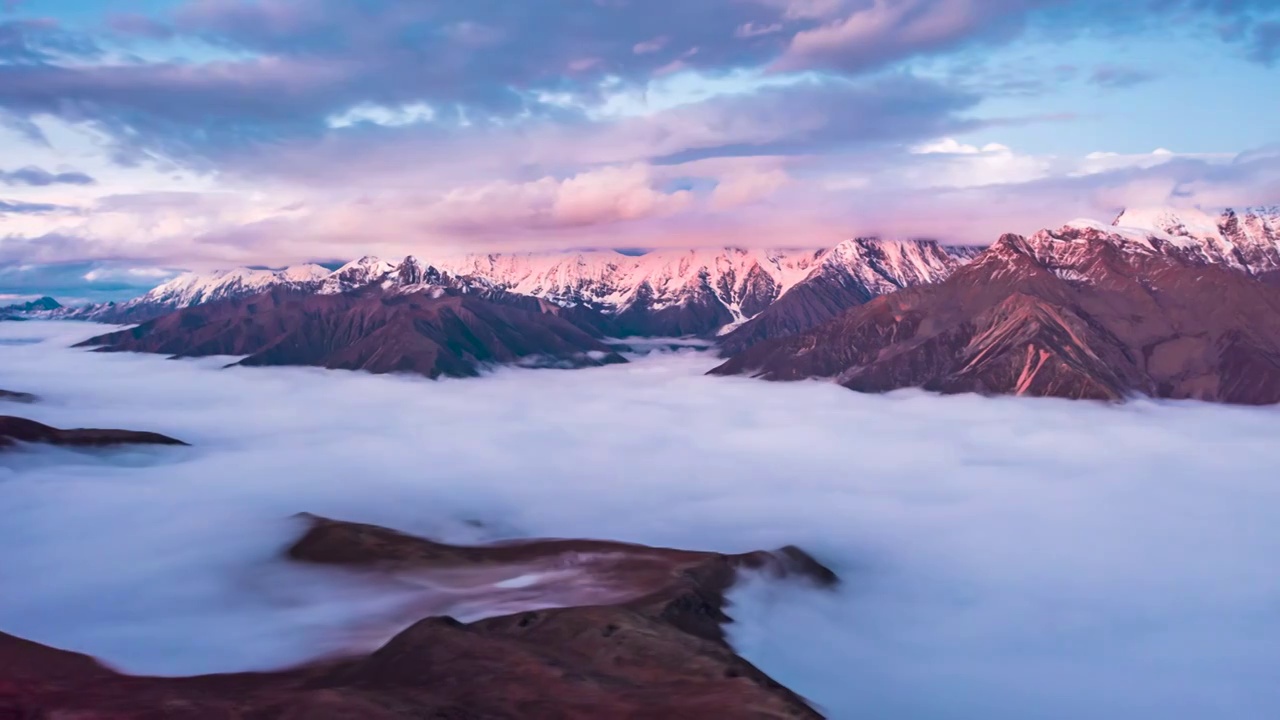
left=77, top=288, right=628, bottom=379
left=0, top=515, right=836, bottom=719
left=712, top=226, right=1280, bottom=404
left=0, top=415, right=187, bottom=451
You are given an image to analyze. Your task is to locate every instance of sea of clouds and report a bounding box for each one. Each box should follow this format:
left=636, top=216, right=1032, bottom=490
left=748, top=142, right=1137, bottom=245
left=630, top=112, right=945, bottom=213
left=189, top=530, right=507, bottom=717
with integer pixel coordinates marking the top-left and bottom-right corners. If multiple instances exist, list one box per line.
left=2, top=321, right=1279, bottom=719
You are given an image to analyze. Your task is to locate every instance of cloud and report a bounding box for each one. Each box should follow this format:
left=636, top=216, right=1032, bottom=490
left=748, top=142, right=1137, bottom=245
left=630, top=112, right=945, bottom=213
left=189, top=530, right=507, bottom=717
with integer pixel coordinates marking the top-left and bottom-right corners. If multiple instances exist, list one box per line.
left=0, top=0, right=796, bottom=156
left=0, top=165, right=95, bottom=186
left=1089, top=64, right=1159, bottom=88
left=735, top=22, right=785, bottom=38
left=770, top=0, right=1049, bottom=73
left=1247, top=20, right=1280, bottom=63
left=801, top=144, right=1280, bottom=242
left=0, top=0, right=1275, bottom=269
left=632, top=36, right=669, bottom=54
left=910, top=138, right=1012, bottom=155
left=0, top=261, right=181, bottom=303
left=0, top=18, right=100, bottom=64
left=0, top=198, right=63, bottom=213
left=2, top=321, right=1279, bottom=720
left=426, top=164, right=695, bottom=232
left=0, top=0, right=1265, bottom=164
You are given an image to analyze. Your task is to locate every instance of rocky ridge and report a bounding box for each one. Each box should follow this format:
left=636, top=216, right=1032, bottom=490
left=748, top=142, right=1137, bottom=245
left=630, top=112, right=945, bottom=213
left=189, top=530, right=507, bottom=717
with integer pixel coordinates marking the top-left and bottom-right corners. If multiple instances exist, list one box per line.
left=38, top=241, right=977, bottom=337
left=0, top=514, right=837, bottom=719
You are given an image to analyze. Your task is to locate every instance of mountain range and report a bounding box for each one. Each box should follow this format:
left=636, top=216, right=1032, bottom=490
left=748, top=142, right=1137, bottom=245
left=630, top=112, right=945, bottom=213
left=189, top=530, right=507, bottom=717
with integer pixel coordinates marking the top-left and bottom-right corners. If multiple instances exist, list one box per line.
left=1, top=296, right=61, bottom=320
left=712, top=208, right=1280, bottom=404
left=79, top=286, right=627, bottom=378
left=20, top=206, right=1280, bottom=403
left=48, top=240, right=976, bottom=339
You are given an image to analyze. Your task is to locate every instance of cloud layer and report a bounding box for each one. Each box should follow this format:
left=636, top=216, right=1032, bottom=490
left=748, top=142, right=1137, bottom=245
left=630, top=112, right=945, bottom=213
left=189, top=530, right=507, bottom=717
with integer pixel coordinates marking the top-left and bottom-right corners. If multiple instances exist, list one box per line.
left=2, top=321, right=1280, bottom=719
left=0, top=0, right=1277, bottom=287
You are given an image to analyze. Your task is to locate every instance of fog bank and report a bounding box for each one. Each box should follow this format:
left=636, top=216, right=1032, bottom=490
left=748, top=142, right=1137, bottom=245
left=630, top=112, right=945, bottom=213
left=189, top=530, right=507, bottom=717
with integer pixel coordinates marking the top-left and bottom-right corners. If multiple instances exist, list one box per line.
left=2, top=321, right=1279, bottom=718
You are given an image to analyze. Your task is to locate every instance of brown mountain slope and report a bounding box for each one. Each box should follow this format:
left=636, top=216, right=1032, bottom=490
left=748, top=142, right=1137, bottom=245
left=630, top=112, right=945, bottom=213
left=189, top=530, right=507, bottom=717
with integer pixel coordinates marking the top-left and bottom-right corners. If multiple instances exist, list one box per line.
left=77, top=288, right=627, bottom=378
left=0, top=514, right=836, bottom=719
left=711, top=226, right=1280, bottom=404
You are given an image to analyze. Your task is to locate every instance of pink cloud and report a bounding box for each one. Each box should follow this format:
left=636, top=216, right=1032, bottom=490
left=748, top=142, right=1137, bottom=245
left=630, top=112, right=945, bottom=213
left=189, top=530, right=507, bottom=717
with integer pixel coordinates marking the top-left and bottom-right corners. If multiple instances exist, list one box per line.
left=632, top=36, right=669, bottom=54
left=427, top=165, right=694, bottom=232
left=772, top=0, right=1039, bottom=73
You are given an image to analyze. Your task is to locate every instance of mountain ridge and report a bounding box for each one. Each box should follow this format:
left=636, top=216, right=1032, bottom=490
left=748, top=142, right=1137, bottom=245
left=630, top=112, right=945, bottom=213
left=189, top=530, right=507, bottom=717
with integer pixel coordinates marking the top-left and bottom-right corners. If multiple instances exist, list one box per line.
left=710, top=217, right=1280, bottom=404
left=40, top=241, right=978, bottom=337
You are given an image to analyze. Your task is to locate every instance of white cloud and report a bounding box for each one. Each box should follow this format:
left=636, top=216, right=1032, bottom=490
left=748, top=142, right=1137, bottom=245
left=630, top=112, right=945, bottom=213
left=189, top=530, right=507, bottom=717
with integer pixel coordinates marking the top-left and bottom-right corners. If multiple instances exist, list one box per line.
left=327, top=102, right=437, bottom=129
left=2, top=321, right=1279, bottom=720
left=81, top=267, right=178, bottom=282
left=735, top=22, right=785, bottom=38
left=910, top=137, right=1008, bottom=155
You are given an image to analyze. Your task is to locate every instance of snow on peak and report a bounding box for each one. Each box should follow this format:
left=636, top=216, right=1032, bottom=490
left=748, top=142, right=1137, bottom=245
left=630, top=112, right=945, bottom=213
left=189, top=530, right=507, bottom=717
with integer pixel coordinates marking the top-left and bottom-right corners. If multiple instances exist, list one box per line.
left=1111, top=207, right=1219, bottom=237
left=138, top=265, right=327, bottom=308
left=318, top=256, right=397, bottom=294
left=430, top=247, right=828, bottom=317
left=278, top=264, right=332, bottom=283
left=809, top=238, right=967, bottom=294
left=1106, top=206, right=1280, bottom=272
left=996, top=208, right=1280, bottom=283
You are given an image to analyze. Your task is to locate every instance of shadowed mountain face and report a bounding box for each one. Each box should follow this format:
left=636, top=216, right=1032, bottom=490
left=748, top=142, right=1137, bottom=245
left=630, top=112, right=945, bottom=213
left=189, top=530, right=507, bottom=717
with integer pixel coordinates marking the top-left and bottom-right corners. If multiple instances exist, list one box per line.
left=0, top=416, right=187, bottom=451
left=712, top=224, right=1280, bottom=404
left=76, top=288, right=628, bottom=379
left=0, top=514, right=836, bottom=719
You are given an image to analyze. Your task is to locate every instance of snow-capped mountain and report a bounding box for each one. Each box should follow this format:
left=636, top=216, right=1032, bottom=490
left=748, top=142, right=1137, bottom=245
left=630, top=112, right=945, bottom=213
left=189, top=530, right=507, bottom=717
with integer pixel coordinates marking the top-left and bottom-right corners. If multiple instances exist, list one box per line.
left=713, top=216, right=1280, bottom=405
left=58, top=264, right=331, bottom=324
left=317, top=256, right=398, bottom=295
left=717, top=238, right=979, bottom=354
left=432, top=248, right=826, bottom=317
left=37, top=243, right=981, bottom=336
left=427, top=248, right=834, bottom=336
left=969, top=206, right=1280, bottom=286
left=1, top=296, right=61, bottom=315
left=143, top=265, right=332, bottom=307
left=377, top=244, right=971, bottom=337
left=1109, top=206, right=1280, bottom=275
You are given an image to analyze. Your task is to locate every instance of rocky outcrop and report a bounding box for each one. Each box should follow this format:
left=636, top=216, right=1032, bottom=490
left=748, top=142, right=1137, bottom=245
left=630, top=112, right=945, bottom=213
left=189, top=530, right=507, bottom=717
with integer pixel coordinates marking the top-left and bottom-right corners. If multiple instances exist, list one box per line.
left=0, top=514, right=837, bottom=719
left=77, top=287, right=628, bottom=379
left=0, top=416, right=187, bottom=450
left=712, top=223, right=1280, bottom=405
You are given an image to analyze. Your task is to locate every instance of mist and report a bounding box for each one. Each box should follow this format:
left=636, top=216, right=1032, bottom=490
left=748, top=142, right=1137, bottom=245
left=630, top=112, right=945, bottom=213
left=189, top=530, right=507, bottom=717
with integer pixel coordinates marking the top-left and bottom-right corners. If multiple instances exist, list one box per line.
left=2, top=321, right=1279, bottom=719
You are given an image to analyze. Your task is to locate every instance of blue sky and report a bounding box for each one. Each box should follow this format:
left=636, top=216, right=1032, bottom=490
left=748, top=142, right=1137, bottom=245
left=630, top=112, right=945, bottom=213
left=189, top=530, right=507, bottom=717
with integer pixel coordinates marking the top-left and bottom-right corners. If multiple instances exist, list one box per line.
left=1, top=0, right=1278, bottom=301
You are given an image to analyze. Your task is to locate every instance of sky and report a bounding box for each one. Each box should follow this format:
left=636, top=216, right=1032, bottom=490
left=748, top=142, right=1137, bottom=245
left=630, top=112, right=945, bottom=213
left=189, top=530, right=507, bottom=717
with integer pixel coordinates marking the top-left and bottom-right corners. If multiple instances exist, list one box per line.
left=4, top=320, right=1280, bottom=718
left=1, top=0, right=1279, bottom=301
